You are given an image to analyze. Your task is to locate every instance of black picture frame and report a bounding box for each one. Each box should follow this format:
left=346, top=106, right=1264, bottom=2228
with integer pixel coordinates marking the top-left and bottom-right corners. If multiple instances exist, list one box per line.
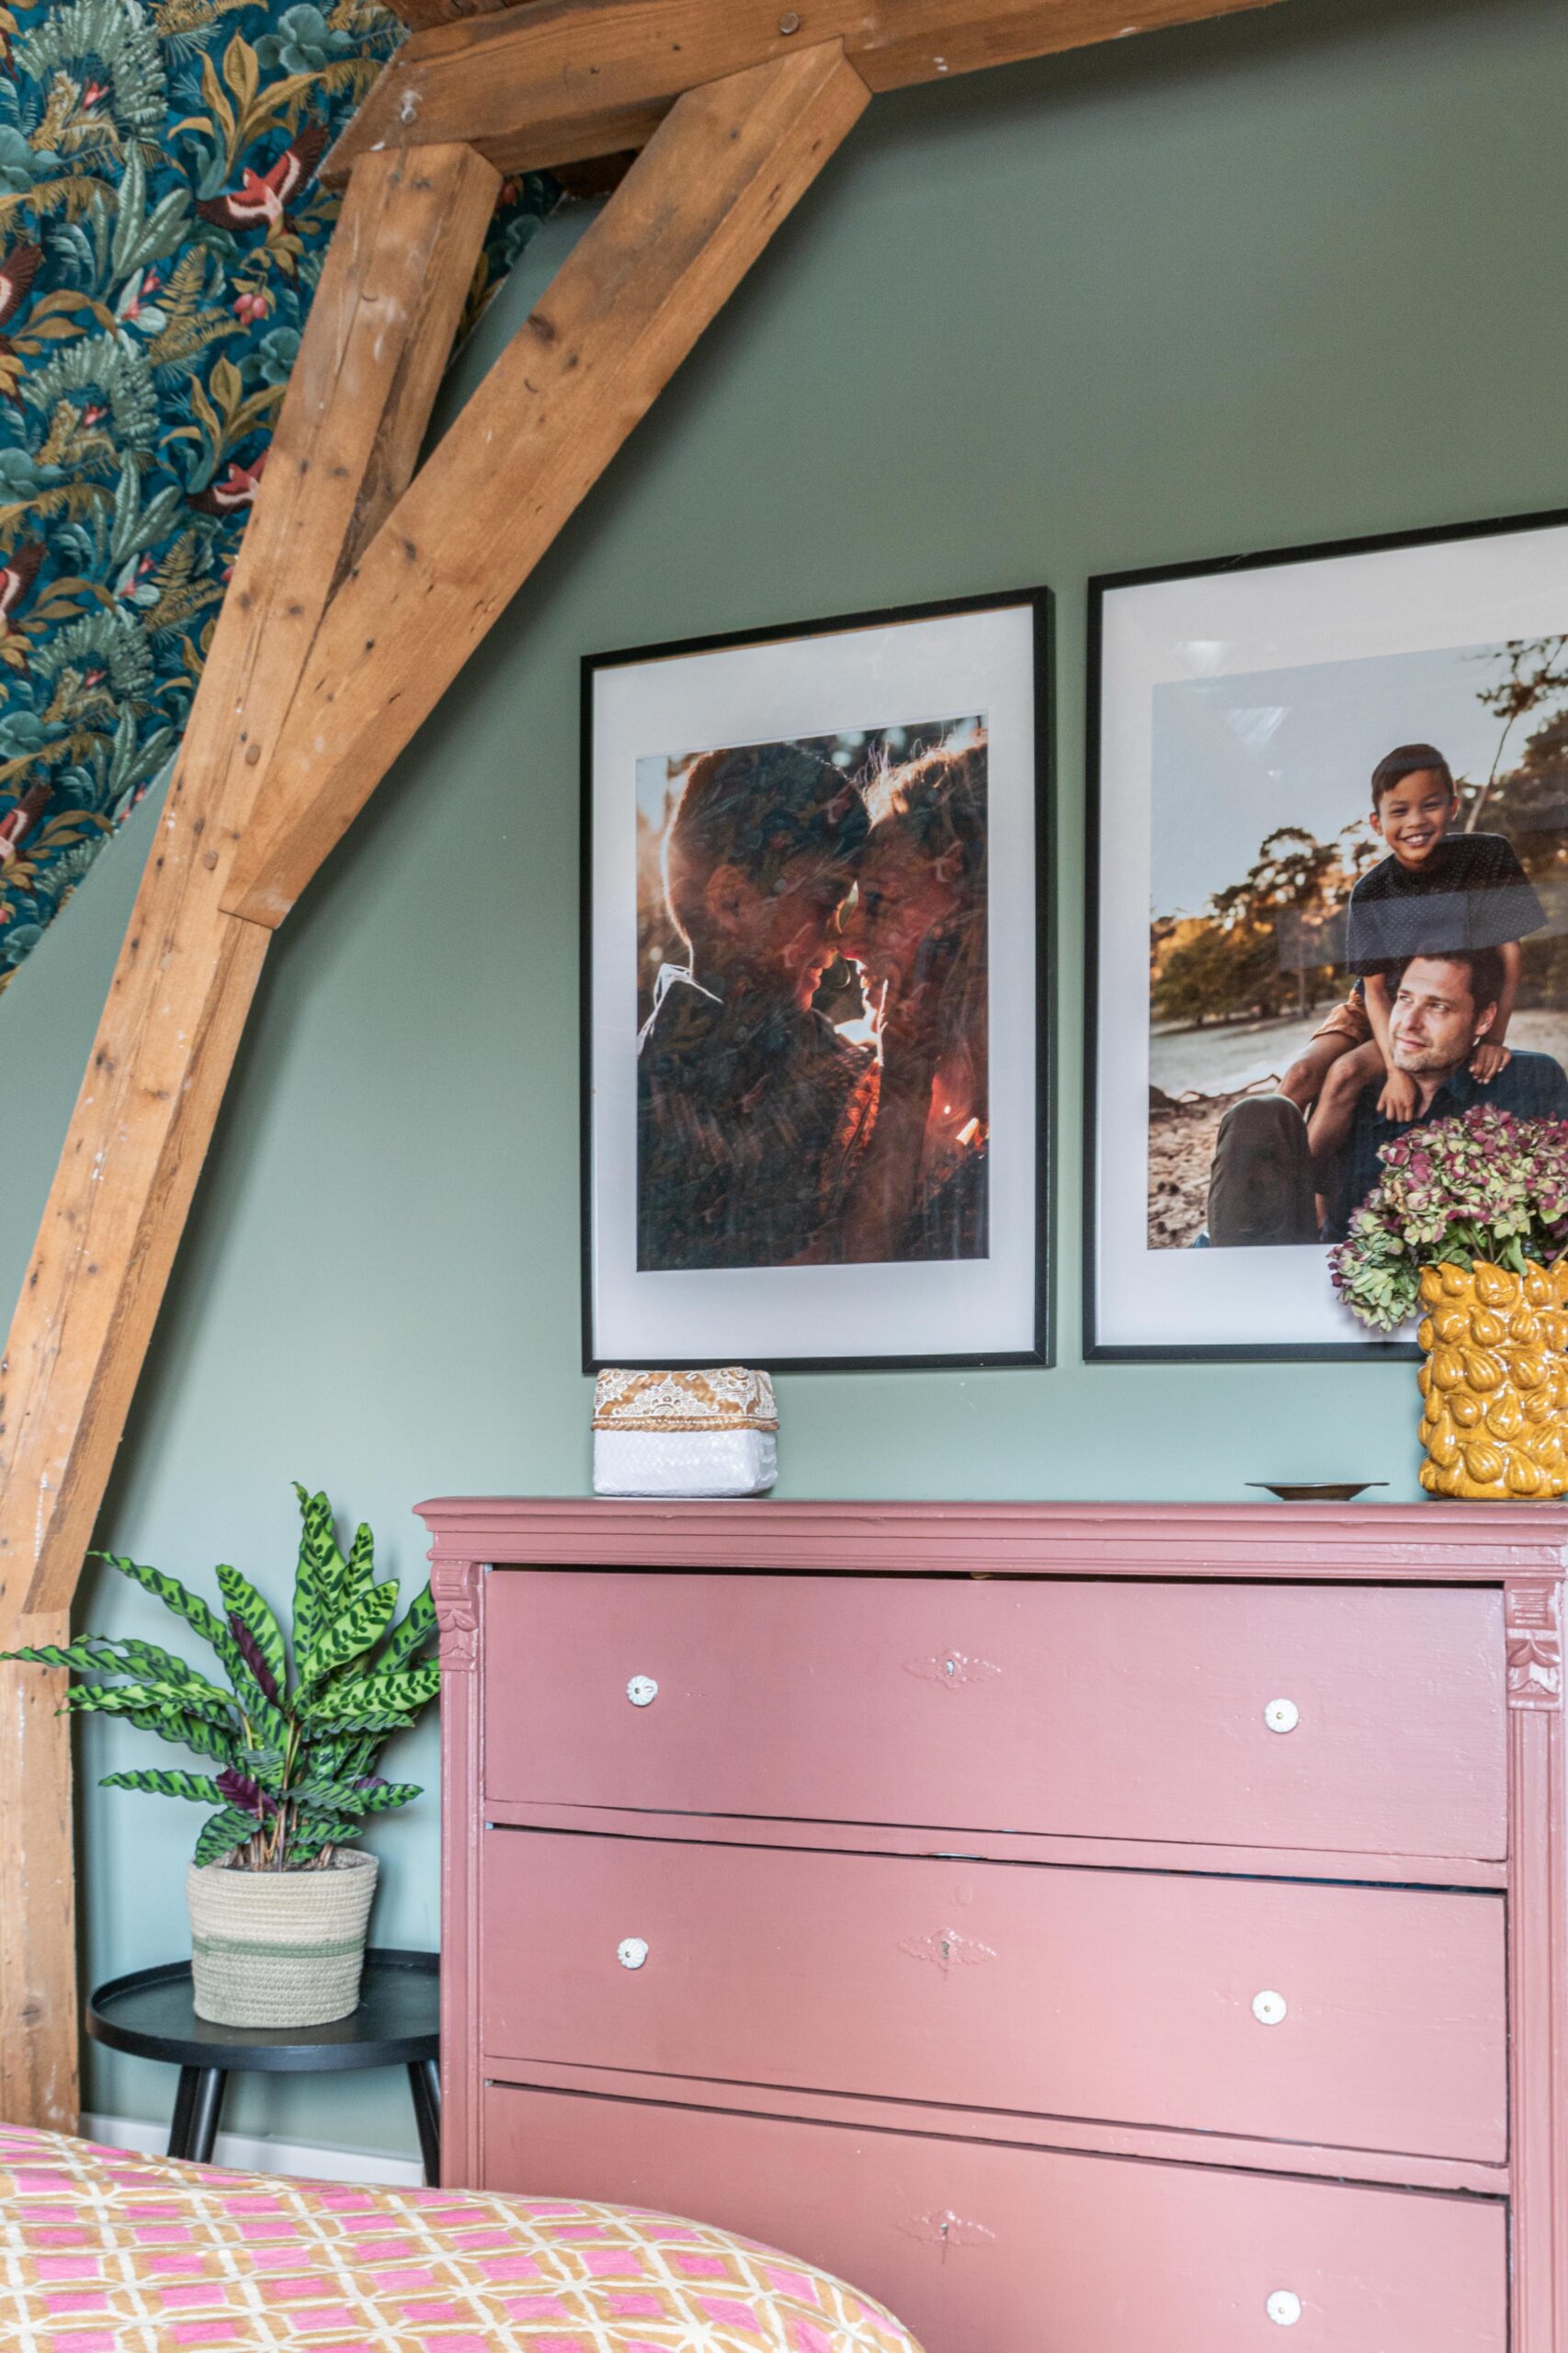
left=581, top=585, right=1056, bottom=1374
left=1085, top=502, right=1568, bottom=1364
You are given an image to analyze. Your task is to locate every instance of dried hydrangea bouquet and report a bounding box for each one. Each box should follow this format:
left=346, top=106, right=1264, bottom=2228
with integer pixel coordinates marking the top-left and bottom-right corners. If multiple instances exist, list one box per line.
left=1331, top=1105, right=1568, bottom=1499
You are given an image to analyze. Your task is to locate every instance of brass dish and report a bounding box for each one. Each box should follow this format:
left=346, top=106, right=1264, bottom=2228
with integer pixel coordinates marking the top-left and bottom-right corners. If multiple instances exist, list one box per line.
left=1245, top=1482, right=1389, bottom=1503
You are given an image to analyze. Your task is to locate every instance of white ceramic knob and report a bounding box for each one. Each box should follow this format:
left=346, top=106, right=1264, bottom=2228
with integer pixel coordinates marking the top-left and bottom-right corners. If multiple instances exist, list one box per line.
left=627, top=1677, right=659, bottom=1707
left=618, top=1938, right=650, bottom=1970
left=1267, top=2290, right=1303, bottom=2326
left=1253, top=1989, right=1288, bottom=2026
left=1264, top=1698, right=1300, bottom=1733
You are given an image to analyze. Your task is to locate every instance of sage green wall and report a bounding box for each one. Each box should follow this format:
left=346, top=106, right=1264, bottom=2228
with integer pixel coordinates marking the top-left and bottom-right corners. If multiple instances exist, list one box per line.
left=2, top=0, right=1563, bottom=2161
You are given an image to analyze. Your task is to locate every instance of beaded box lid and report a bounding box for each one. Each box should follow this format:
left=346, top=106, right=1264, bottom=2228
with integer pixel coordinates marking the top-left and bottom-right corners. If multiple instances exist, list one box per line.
left=593, top=1366, right=779, bottom=1433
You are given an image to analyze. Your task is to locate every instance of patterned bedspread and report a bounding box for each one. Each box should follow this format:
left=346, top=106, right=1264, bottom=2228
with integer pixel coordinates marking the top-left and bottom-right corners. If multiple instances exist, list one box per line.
left=0, top=2128, right=923, bottom=2353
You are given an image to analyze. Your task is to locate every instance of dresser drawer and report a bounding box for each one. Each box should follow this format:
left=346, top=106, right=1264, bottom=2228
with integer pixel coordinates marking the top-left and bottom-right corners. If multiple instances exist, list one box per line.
left=481, top=1830, right=1506, bottom=2163
left=482, top=2083, right=1506, bottom=2353
left=483, top=1573, right=1507, bottom=1859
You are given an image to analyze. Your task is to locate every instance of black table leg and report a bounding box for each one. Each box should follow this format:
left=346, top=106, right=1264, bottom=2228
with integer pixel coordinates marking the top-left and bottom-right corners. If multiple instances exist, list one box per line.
left=167, top=2067, right=200, bottom=2159
left=174, top=2068, right=228, bottom=2165
left=408, top=2058, right=441, bottom=2186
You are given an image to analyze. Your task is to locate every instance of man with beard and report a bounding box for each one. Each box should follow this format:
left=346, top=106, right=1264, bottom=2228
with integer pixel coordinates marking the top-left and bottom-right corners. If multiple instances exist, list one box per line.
left=1319, top=946, right=1568, bottom=1239
left=637, top=741, right=872, bottom=1269
left=1204, top=948, right=1568, bottom=1245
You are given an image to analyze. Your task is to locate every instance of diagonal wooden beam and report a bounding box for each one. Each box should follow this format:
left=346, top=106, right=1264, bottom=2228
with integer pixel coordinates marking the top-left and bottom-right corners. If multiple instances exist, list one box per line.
left=4, top=144, right=498, bottom=1630
left=223, top=43, right=869, bottom=931
left=333, top=0, right=1282, bottom=176
left=0, top=142, right=497, bottom=2131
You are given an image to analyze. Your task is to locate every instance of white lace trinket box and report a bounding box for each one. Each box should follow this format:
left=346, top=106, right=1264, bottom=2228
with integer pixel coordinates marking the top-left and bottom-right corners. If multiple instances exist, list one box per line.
left=592, top=1367, right=778, bottom=1498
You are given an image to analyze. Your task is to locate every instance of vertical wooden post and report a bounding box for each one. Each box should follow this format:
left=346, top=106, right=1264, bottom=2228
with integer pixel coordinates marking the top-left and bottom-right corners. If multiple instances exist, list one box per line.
left=0, top=1613, right=75, bottom=2130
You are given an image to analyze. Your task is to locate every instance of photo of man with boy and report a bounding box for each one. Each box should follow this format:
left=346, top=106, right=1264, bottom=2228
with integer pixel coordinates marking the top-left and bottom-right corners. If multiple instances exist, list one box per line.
left=1147, top=634, right=1568, bottom=1250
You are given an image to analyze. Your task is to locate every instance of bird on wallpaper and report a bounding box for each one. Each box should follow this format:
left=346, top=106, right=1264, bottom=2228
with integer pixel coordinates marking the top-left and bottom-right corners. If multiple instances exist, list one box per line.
left=0, top=241, right=40, bottom=333
left=0, top=540, right=45, bottom=627
left=0, top=781, right=51, bottom=869
left=196, top=126, right=328, bottom=234
left=188, top=449, right=267, bottom=517
left=0, top=239, right=43, bottom=396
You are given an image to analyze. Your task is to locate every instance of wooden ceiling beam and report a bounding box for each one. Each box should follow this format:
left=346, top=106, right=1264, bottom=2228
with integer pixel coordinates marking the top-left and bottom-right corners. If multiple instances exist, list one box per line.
left=0, top=142, right=496, bottom=2132
left=329, top=0, right=1282, bottom=177
left=223, top=43, right=870, bottom=929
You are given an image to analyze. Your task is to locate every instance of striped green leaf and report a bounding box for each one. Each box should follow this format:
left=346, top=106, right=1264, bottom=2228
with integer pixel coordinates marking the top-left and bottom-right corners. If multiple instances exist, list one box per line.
left=66, top=1694, right=221, bottom=1760
left=292, top=1778, right=420, bottom=1815
left=300, top=1580, right=397, bottom=1690
left=194, top=1807, right=259, bottom=1867
left=380, top=1586, right=437, bottom=1674
left=290, top=1485, right=347, bottom=1670
left=289, top=1811, right=363, bottom=1863
left=61, top=1679, right=238, bottom=1729
left=344, top=1521, right=376, bottom=1602
left=351, top=1779, right=419, bottom=1814
left=210, top=1590, right=290, bottom=1748
left=61, top=1680, right=237, bottom=1728
left=115, top=1704, right=241, bottom=1768
left=290, top=1778, right=364, bottom=1811
left=337, top=1735, right=381, bottom=1775
left=2, top=1641, right=242, bottom=1737
left=216, top=1563, right=288, bottom=1692
left=61, top=1685, right=177, bottom=1719
left=307, top=1733, right=389, bottom=1785
left=97, top=1551, right=231, bottom=1663
left=99, top=1769, right=222, bottom=1803
left=97, top=1550, right=267, bottom=1719
left=297, top=1709, right=416, bottom=1736
left=0, top=1639, right=119, bottom=1674
left=108, top=1640, right=241, bottom=1713
left=340, top=1663, right=438, bottom=1715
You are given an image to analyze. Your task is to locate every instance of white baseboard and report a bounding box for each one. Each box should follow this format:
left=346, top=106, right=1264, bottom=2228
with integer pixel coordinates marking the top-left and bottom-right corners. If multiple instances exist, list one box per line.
left=81, top=2109, right=424, bottom=2188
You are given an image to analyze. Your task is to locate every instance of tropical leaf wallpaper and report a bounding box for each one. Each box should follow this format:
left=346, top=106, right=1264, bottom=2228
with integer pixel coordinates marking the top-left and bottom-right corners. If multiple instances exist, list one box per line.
left=0, top=0, right=552, bottom=993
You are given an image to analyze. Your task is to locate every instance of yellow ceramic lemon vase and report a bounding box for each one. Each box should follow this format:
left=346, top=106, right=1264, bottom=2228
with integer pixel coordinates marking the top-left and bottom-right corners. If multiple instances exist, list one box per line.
left=1417, top=1260, right=1568, bottom=1499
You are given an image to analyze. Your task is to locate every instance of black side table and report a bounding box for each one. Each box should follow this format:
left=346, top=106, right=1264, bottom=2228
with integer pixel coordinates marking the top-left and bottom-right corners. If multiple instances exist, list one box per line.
left=86, top=1948, right=441, bottom=2182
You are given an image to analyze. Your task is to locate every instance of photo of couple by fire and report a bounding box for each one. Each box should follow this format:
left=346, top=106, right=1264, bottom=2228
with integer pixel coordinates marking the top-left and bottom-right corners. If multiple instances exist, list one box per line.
left=634, top=718, right=989, bottom=1276
left=585, top=592, right=1047, bottom=1371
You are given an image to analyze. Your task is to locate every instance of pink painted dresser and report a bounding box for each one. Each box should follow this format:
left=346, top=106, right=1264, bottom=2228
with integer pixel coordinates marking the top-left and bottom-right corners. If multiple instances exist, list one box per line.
left=416, top=1498, right=1568, bottom=2353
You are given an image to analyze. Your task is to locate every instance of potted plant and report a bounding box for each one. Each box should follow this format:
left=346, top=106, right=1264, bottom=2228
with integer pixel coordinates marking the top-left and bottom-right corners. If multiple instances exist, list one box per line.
left=1330, top=1104, right=1568, bottom=1499
left=1, top=1484, right=438, bottom=2028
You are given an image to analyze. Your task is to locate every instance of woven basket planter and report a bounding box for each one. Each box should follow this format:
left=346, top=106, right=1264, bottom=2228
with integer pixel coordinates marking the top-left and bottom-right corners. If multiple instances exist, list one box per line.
left=187, top=1850, right=378, bottom=2028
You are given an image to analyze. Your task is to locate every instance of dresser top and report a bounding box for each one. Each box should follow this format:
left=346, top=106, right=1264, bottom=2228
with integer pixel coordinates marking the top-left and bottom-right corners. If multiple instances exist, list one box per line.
left=414, top=1496, right=1568, bottom=1584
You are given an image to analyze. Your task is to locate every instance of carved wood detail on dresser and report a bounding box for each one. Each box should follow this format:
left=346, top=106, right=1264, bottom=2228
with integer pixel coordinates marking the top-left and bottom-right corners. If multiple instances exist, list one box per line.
left=417, top=1498, right=1568, bottom=2353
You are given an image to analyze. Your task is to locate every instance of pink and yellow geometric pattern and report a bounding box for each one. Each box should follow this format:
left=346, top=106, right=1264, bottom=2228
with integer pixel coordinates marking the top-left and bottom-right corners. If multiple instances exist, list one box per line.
left=0, top=2127, right=924, bottom=2353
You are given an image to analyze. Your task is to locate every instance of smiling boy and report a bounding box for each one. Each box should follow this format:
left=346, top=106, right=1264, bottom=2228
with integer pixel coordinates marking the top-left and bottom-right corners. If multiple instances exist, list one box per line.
left=1282, top=743, right=1546, bottom=1173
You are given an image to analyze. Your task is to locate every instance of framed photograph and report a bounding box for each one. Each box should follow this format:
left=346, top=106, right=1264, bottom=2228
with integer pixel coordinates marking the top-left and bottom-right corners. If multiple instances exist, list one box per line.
left=583, top=589, right=1052, bottom=1372
left=1087, top=506, right=1568, bottom=1360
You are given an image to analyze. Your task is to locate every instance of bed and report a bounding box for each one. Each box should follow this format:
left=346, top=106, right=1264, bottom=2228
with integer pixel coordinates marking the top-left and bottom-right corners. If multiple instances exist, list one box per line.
left=0, top=2126, right=925, bottom=2352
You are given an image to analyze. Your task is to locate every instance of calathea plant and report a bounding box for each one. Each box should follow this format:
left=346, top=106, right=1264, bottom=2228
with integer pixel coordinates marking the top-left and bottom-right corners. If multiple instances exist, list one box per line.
left=1, top=1485, right=438, bottom=1870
